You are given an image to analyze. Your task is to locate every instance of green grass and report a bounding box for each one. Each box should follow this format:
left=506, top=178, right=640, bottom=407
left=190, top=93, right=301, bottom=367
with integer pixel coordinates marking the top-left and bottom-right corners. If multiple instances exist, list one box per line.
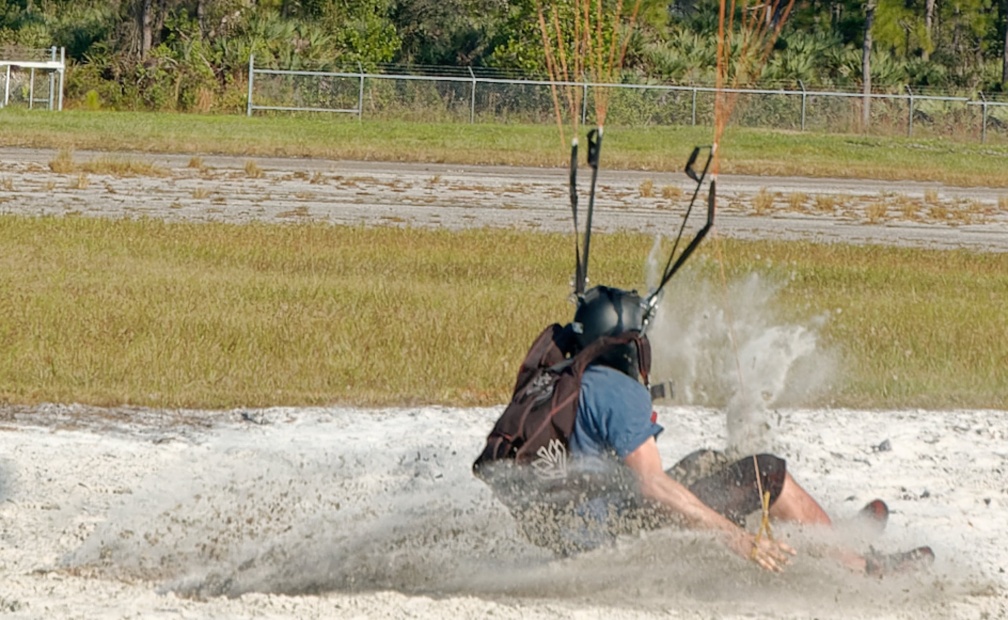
left=4, top=109, right=1008, bottom=186
left=708, top=241, right=1008, bottom=409
left=0, top=215, right=1004, bottom=410
left=2, top=109, right=1005, bottom=410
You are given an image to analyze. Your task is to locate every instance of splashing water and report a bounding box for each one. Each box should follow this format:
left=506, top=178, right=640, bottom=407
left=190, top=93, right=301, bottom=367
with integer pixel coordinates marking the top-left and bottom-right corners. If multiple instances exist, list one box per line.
left=645, top=260, right=837, bottom=456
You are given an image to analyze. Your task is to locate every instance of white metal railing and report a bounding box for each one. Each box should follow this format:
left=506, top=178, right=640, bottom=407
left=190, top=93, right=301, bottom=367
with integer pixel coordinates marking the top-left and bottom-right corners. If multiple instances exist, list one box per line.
left=245, top=55, right=1008, bottom=142
left=0, top=46, right=64, bottom=110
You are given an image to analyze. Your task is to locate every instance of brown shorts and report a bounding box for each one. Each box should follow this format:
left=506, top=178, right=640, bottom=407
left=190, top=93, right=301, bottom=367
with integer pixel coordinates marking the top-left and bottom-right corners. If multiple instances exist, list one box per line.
left=667, top=449, right=787, bottom=527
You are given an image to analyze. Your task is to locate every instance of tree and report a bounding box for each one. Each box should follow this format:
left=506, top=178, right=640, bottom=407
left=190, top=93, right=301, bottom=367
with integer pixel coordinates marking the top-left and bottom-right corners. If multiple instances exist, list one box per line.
left=924, top=0, right=936, bottom=60
left=392, top=0, right=509, bottom=65
left=871, top=0, right=930, bottom=60
left=138, top=0, right=153, bottom=57
left=1003, top=0, right=1008, bottom=84
left=862, top=0, right=875, bottom=128
left=114, top=0, right=188, bottom=60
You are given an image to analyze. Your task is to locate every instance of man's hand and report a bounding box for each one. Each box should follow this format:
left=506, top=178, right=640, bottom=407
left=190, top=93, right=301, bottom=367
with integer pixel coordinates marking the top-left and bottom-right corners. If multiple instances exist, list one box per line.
left=729, top=532, right=796, bottom=572
left=625, top=437, right=798, bottom=572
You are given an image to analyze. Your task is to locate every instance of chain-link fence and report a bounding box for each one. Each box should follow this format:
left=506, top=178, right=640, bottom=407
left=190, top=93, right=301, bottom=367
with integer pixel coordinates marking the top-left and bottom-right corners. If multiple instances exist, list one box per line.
left=0, top=46, right=64, bottom=110
left=246, top=57, right=1008, bottom=143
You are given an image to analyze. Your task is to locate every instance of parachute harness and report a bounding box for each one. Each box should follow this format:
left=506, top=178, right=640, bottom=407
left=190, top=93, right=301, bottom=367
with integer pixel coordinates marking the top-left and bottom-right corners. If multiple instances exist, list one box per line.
left=535, top=0, right=796, bottom=571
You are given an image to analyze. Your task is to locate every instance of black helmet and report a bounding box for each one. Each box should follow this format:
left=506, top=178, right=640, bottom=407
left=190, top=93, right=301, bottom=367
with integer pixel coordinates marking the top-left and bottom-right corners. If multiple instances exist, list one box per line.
left=570, top=285, right=649, bottom=380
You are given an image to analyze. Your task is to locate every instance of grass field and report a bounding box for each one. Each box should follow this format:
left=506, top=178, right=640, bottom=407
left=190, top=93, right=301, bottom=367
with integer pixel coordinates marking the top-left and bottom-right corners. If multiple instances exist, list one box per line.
left=0, top=215, right=1004, bottom=410
left=3, top=109, right=1008, bottom=186
left=1, top=109, right=1005, bottom=410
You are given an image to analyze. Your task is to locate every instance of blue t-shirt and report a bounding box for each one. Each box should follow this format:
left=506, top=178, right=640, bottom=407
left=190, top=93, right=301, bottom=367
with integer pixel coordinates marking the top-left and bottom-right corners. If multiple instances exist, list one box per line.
left=550, top=364, right=662, bottom=552
left=570, top=364, right=662, bottom=461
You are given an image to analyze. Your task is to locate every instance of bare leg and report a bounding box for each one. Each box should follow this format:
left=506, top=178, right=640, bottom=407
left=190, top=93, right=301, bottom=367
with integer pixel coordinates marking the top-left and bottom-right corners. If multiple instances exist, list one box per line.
left=768, top=473, right=833, bottom=526
left=769, top=473, right=868, bottom=571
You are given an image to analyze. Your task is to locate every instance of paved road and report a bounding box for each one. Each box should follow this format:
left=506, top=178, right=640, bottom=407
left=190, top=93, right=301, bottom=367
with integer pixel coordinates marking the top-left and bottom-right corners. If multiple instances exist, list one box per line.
left=1, top=148, right=1005, bottom=252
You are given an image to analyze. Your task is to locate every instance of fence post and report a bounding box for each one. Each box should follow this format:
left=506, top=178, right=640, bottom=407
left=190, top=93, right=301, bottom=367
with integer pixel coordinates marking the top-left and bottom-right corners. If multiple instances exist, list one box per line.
left=582, top=81, right=588, bottom=125
left=56, top=46, right=64, bottom=111
left=906, top=85, right=914, bottom=138
left=48, top=47, right=55, bottom=110
left=798, top=80, right=807, bottom=131
left=358, top=62, right=364, bottom=122
left=469, top=66, right=476, bottom=124
left=246, top=54, right=254, bottom=116
left=691, top=86, right=697, bottom=126
left=979, top=92, right=988, bottom=144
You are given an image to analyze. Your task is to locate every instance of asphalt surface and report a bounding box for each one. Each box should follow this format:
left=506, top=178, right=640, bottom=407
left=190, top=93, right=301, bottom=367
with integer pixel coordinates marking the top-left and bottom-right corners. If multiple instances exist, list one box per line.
left=1, top=148, right=1005, bottom=252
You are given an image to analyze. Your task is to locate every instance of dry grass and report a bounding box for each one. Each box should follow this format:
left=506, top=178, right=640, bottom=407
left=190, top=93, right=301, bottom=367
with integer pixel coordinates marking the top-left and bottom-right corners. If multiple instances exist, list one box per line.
left=244, top=160, right=263, bottom=179
left=898, top=198, right=922, bottom=220
left=949, top=211, right=973, bottom=226
left=966, top=199, right=988, bottom=216
left=1, top=177, right=13, bottom=191
left=753, top=188, right=775, bottom=215
left=82, top=157, right=167, bottom=177
left=928, top=204, right=950, bottom=221
left=890, top=193, right=915, bottom=215
left=192, top=187, right=212, bottom=199
left=639, top=179, right=655, bottom=198
left=310, top=171, right=326, bottom=185
left=813, top=194, right=837, bottom=213
left=0, top=216, right=1004, bottom=410
left=948, top=202, right=981, bottom=225
left=786, top=192, right=807, bottom=212
left=47, top=148, right=167, bottom=177
left=661, top=184, right=683, bottom=199
left=924, top=188, right=941, bottom=205
left=70, top=173, right=90, bottom=190
left=278, top=206, right=311, bottom=218
left=49, top=148, right=74, bottom=173
left=865, top=202, right=888, bottom=224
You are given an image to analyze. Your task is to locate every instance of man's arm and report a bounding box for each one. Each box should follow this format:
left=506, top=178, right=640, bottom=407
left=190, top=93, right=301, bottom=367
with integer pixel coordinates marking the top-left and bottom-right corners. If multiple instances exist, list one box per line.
left=624, top=436, right=794, bottom=572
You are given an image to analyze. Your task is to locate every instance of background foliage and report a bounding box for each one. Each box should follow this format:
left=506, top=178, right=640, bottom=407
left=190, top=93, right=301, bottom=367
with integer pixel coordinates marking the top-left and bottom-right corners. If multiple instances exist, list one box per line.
left=3, top=0, right=1008, bottom=113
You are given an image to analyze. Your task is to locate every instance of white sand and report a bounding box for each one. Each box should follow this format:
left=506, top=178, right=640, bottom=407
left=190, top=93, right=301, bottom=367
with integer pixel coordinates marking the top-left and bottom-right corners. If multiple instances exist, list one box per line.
left=0, top=404, right=1005, bottom=619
